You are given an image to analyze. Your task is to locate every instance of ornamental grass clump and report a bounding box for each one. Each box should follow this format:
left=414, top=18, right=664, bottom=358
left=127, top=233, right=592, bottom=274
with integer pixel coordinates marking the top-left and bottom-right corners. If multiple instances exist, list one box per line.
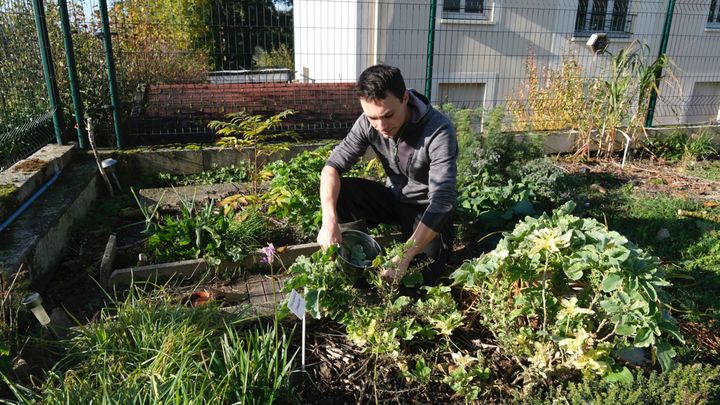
left=451, top=201, right=683, bottom=386
left=4, top=288, right=297, bottom=404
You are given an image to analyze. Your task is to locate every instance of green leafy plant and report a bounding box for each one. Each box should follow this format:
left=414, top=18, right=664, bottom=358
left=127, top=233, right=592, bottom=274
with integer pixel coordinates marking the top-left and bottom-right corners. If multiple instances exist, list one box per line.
left=642, top=130, right=717, bottom=162
left=264, top=144, right=384, bottom=241
left=284, top=243, right=464, bottom=356
left=209, top=109, right=298, bottom=196
left=441, top=351, right=491, bottom=402
left=156, top=164, right=250, bottom=186
left=253, top=43, right=294, bottom=69
left=282, top=245, right=357, bottom=320
left=452, top=201, right=683, bottom=385
left=144, top=198, right=267, bottom=265
left=456, top=107, right=559, bottom=227
left=524, top=364, right=720, bottom=405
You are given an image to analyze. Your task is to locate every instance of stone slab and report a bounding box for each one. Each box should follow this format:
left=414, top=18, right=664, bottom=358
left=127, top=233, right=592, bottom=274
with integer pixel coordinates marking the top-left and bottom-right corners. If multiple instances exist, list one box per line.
left=138, top=182, right=252, bottom=211
left=0, top=144, right=76, bottom=223
left=107, top=258, right=208, bottom=289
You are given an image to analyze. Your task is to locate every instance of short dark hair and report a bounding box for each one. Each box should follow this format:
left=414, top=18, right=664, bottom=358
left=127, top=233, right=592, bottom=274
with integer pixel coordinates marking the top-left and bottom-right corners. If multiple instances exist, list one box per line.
left=356, top=64, right=406, bottom=101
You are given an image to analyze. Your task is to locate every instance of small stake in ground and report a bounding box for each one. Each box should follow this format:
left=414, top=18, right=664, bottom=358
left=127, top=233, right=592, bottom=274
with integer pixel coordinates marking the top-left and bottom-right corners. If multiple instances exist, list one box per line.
left=287, top=289, right=306, bottom=370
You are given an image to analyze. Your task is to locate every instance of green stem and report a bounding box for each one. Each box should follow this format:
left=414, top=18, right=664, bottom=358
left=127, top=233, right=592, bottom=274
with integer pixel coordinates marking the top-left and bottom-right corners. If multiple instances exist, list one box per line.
left=542, top=256, right=549, bottom=334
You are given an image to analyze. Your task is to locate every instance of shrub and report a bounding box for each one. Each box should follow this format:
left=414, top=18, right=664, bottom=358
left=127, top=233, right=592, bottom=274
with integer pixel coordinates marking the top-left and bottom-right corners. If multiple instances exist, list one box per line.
left=507, top=53, right=587, bottom=132
left=282, top=244, right=484, bottom=401
left=452, top=202, right=683, bottom=385
left=456, top=107, right=556, bottom=227
left=524, top=364, right=720, bottom=404
left=643, top=130, right=718, bottom=162
left=435, top=103, right=483, bottom=185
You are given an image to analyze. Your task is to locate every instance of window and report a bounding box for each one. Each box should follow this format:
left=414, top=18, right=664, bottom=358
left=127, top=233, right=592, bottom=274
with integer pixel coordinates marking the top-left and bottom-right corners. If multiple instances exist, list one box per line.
left=574, top=0, right=631, bottom=35
left=709, top=0, right=720, bottom=28
left=443, top=0, right=487, bottom=20
left=438, top=83, right=486, bottom=109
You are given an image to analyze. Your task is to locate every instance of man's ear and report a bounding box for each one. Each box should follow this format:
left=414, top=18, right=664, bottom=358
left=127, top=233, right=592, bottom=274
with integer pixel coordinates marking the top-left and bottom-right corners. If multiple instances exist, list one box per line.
left=402, top=90, right=409, bottom=104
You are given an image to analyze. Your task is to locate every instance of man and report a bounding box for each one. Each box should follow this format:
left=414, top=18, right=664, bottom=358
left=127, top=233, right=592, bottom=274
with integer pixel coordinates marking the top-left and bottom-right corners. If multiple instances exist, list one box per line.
left=316, top=64, right=458, bottom=285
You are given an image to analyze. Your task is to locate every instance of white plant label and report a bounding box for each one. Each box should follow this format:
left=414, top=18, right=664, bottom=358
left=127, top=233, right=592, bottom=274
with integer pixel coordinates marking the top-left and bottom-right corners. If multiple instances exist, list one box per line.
left=287, top=289, right=306, bottom=319
left=287, top=289, right=307, bottom=369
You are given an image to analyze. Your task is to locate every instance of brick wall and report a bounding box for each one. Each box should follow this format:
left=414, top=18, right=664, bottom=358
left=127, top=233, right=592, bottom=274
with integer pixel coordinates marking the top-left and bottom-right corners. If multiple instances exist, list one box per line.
left=128, top=82, right=362, bottom=144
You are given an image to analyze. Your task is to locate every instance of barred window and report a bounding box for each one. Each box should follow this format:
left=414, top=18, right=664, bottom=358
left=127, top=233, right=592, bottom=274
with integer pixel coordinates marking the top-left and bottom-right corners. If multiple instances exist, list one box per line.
left=575, top=0, right=630, bottom=35
left=443, top=0, right=487, bottom=20
left=709, top=0, right=720, bottom=28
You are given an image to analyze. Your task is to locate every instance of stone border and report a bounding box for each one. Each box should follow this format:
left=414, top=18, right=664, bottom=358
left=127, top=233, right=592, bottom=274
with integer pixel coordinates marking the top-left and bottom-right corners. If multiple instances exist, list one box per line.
left=107, top=234, right=401, bottom=290
left=0, top=144, right=76, bottom=224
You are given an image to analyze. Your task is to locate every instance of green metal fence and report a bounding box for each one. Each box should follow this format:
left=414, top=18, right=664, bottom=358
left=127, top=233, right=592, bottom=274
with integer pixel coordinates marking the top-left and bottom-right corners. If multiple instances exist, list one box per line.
left=2, top=0, right=720, bottom=151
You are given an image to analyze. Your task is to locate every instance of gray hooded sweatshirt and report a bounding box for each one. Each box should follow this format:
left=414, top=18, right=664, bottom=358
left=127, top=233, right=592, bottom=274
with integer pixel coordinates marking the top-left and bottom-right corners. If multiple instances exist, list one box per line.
left=325, top=90, right=458, bottom=232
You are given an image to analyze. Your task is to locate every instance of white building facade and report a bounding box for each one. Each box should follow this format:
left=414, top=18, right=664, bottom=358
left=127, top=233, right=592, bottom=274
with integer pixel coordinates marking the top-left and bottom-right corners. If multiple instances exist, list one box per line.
left=294, top=0, right=720, bottom=125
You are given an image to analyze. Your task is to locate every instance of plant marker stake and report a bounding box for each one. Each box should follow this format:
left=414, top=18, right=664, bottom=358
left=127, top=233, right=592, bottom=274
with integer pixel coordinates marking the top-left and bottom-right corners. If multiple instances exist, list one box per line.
left=287, top=289, right=306, bottom=370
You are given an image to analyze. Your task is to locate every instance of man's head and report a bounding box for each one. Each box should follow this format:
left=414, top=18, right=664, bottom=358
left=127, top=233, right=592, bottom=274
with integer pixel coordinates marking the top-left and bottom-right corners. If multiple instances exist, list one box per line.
left=356, top=65, right=409, bottom=138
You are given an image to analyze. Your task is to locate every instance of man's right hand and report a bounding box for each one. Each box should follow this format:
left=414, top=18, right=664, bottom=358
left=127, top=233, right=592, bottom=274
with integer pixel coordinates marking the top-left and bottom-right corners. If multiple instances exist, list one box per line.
left=317, top=221, right=342, bottom=249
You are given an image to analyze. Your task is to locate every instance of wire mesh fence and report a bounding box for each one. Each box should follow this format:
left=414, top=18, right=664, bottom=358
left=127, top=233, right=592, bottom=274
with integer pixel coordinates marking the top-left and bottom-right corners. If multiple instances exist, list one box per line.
left=118, top=0, right=720, bottom=143
left=0, top=0, right=57, bottom=167
left=0, top=111, right=56, bottom=172
left=2, top=0, right=720, bottom=151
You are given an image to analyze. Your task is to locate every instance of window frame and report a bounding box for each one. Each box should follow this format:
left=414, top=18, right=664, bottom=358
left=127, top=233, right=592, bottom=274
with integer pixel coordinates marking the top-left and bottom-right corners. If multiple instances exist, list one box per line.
left=574, top=0, right=632, bottom=37
left=709, top=0, right=720, bottom=29
left=442, top=0, right=489, bottom=21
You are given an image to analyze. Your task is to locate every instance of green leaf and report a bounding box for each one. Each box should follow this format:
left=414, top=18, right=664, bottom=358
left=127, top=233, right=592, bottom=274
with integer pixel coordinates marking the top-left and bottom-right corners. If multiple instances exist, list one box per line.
left=402, top=270, right=424, bottom=287
left=654, top=340, right=676, bottom=372
left=615, top=322, right=637, bottom=336
left=634, top=327, right=654, bottom=348
left=605, top=366, right=634, bottom=383
left=563, top=262, right=584, bottom=281
left=600, top=299, right=621, bottom=314
left=601, top=273, right=624, bottom=292
left=305, top=290, right=321, bottom=319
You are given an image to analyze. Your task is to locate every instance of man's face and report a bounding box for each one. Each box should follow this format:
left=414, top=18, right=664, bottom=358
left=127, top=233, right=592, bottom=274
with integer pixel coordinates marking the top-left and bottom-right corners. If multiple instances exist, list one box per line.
left=360, top=90, right=409, bottom=139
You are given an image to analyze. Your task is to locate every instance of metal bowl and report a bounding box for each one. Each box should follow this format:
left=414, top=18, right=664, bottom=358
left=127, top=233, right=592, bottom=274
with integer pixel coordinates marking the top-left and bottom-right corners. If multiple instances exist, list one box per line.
left=337, top=229, right=383, bottom=272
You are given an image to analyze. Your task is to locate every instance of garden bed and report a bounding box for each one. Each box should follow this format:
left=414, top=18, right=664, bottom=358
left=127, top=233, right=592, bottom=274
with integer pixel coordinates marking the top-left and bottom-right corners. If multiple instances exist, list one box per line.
left=4, top=137, right=720, bottom=403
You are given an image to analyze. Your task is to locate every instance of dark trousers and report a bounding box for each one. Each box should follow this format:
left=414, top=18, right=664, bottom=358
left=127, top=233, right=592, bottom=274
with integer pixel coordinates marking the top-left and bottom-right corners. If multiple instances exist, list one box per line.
left=336, top=177, right=453, bottom=285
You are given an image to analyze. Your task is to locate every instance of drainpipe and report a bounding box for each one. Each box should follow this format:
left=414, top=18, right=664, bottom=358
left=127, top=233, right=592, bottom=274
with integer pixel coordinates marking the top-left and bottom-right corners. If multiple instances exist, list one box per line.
left=373, top=0, right=379, bottom=65
left=31, top=0, right=64, bottom=144
left=98, top=0, right=123, bottom=148
left=425, top=0, right=437, bottom=99
left=58, top=0, right=87, bottom=148
left=644, top=0, right=676, bottom=128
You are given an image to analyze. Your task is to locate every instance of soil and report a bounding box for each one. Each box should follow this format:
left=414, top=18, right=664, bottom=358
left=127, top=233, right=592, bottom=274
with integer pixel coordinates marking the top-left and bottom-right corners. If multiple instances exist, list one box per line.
left=29, top=157, right=720, bottom=402
left=557, top=158, right=720, bottom=200
left=11, top=158, right=47, bottom=173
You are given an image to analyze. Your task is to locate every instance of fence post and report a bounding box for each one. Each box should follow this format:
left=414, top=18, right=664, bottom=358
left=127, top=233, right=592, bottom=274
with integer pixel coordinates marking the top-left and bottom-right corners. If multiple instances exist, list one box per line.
left=58, top=0, right=87, bottom=149
left=98, top=0, right=123, bottom=148
left=30, top=0, right=64, bottom=144
left=645, top=0, right=676, bottom=128
left=425, top=0, right=437, bottom=100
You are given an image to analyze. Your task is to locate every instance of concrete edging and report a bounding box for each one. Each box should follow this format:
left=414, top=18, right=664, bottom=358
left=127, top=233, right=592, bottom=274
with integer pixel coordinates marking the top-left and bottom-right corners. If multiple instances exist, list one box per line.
left=0, top=144, right=76, bottom=224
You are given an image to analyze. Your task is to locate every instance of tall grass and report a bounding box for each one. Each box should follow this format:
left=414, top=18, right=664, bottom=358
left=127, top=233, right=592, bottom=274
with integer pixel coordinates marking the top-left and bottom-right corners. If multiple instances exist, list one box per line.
left=3, top=288, right=297, bottom=404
